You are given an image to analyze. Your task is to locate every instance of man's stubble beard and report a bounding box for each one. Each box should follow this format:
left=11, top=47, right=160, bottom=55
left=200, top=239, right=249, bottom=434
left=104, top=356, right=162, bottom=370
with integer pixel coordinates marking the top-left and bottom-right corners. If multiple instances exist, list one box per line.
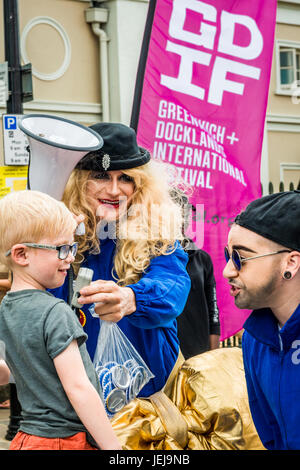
left=234, top=270, right=281, bottom=310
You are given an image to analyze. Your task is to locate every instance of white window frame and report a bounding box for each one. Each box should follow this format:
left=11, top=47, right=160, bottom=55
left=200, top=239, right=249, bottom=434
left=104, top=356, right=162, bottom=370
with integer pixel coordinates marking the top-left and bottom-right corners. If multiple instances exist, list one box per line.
left=279, top=0, right=300, bottom=6
left=276, top=39, right=300, bottom=95
left=280, top=163, right=300, bottom=183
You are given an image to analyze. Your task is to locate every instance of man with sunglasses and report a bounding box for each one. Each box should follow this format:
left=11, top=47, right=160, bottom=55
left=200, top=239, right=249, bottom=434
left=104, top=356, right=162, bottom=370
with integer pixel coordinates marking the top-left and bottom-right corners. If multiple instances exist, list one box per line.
left=223, top=190, right=300, bottom=450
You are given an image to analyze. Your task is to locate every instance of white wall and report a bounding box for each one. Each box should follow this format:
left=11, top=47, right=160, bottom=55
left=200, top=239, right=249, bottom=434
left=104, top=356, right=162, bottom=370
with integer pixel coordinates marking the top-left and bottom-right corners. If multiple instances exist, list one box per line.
left=103, top=0, right=149, bottom=124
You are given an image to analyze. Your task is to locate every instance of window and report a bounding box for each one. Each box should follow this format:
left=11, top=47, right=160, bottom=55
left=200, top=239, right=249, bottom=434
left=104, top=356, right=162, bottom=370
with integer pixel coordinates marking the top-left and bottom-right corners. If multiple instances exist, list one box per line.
left=276, top=40, right=300, bottom=94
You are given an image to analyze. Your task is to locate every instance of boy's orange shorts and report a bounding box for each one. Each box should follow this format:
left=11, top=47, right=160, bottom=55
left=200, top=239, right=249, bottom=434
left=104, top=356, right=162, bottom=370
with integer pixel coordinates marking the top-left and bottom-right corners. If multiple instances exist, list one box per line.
left=10, top=431, right=99, bottom=450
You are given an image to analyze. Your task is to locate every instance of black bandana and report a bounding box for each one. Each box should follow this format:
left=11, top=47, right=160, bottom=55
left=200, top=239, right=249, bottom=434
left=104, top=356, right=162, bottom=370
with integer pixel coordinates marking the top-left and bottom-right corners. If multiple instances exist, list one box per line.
left=235, top=190, right=300, bottom=251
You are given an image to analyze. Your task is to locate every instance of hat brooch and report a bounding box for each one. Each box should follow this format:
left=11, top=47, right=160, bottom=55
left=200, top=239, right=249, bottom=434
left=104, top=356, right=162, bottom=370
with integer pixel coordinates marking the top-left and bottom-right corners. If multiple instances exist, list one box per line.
left=102, top=153, right=110, bottom=171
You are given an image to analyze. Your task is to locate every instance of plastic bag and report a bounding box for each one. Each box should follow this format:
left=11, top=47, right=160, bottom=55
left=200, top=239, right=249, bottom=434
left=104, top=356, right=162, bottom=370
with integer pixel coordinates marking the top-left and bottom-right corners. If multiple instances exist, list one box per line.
left=93, top=319, right=154, bottom=417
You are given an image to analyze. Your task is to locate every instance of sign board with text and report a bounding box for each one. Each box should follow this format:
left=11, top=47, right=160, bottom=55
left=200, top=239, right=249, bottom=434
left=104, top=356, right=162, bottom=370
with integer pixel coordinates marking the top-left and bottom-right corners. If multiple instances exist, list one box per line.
left=0, top=62, right=8, bottom=105
left=0, top=166, right=28, bottom=199
left=2, top=114, right=29, bottom=165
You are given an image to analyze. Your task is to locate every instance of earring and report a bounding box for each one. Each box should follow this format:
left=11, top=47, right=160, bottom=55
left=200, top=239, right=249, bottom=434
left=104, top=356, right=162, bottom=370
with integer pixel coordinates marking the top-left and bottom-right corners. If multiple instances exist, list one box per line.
left=283, top=271, right=292, bottom=280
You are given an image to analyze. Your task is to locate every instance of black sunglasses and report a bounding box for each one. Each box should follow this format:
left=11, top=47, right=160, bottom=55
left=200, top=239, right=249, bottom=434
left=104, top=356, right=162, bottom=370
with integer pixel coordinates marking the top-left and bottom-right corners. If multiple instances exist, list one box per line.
left=224, top=246, right=291, bottom=271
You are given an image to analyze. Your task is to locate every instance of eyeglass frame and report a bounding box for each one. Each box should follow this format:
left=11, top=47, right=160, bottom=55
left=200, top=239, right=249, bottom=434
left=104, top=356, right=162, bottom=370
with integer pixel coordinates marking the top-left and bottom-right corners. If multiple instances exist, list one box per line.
left=224, top=246, right=292, bottom=271
left=5, top=242, right=78, bottom=260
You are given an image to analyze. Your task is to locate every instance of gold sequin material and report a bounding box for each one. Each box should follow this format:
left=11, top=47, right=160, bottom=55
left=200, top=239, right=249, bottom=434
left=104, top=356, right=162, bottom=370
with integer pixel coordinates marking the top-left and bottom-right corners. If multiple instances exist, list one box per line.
left=111, top=347, right=264, bottom=450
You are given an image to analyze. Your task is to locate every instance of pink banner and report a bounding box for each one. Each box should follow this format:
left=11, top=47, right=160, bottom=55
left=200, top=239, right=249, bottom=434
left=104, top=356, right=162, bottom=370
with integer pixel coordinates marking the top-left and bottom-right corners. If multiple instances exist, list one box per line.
left=135, top=0, right=277, bottom=340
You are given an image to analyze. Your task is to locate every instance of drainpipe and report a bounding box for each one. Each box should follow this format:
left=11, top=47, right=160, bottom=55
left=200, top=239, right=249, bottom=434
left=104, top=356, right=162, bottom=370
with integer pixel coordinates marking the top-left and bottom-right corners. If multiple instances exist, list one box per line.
left=85, top=7, right=110, bottom=122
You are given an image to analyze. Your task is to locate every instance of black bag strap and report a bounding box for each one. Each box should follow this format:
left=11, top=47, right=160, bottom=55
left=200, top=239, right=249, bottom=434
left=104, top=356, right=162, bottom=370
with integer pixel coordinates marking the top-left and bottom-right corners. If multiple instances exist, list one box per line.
left=67, top=265, right=81, bottom=321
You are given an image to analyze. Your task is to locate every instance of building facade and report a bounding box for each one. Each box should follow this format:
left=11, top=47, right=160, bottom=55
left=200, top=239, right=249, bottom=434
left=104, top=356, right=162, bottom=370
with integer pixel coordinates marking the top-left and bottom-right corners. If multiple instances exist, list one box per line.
left=265, top=0, right=300, bottom=191
left=0, top=0, right=299, bottom=191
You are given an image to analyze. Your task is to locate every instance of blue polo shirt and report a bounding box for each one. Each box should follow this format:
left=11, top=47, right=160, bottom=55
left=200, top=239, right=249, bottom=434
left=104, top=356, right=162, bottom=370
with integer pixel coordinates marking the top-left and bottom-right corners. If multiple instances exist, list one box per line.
left=242, top=304, right=300, bottom=450
left=50, top=238, right=190, bottom=396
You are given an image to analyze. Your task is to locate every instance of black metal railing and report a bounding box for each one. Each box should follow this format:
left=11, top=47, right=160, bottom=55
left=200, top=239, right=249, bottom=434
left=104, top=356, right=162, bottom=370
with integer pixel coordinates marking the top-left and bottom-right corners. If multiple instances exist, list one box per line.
left=263, top=179, right=300, bottom=195
left=221, top=179, right=299, bottom=348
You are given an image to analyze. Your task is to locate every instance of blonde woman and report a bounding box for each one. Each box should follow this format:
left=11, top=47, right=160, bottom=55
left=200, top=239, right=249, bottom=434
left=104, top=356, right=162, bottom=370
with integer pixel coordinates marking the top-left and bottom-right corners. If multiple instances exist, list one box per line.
left=50, top=122, right=191, bottom=397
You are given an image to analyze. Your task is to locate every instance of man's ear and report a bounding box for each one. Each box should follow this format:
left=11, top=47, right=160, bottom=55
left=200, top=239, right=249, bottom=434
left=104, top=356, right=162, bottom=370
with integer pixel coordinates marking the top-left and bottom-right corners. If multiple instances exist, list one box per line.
left=10, top=244, right=30, bottom=266
left=285, top=251, right=300, bottom=278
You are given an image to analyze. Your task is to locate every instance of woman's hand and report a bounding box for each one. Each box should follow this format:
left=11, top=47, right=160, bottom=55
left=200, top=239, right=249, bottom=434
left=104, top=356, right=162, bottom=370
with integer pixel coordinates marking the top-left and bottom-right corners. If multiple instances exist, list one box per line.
left=78, top=280, right=136, bottom=322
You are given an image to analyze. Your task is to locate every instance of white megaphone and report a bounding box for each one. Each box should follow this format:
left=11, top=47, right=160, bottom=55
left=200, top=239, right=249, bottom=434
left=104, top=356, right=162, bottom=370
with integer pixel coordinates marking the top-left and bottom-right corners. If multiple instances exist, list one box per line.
left=19, top=114, right=103, bottom=200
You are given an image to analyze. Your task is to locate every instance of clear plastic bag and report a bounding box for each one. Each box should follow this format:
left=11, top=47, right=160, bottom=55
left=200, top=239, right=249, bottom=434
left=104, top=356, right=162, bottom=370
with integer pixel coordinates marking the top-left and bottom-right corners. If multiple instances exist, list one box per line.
left=93, top=319, right=154, bottom=417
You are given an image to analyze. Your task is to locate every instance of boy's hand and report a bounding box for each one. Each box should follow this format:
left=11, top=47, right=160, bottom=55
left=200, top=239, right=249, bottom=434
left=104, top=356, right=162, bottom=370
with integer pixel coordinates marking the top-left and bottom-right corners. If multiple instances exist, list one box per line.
left=78, top=280, right=136, bottom=322
left=0, top=360, right=10, bottom=385
left=0, top=279, right=11, bottom=291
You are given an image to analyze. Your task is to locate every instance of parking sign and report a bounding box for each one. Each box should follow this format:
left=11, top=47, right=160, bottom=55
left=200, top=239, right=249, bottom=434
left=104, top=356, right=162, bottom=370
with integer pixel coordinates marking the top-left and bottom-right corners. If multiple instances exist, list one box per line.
left=2, top=114, right=29, bottom=165
left=4, top=115, right=17, bottom=130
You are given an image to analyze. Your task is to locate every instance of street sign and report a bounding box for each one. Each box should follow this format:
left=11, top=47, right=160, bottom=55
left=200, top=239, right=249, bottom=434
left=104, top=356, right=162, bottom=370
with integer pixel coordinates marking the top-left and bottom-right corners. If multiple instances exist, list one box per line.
left=2, top=114, right=29, bottom=165
left=0, top=166, right=28, bottom=199
left=0, top=62, right=8, bottom=105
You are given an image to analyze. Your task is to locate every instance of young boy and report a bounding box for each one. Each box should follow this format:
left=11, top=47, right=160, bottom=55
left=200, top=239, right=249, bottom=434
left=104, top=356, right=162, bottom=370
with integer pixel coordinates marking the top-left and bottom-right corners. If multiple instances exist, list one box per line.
left=0, top=190, right=122, bottom=451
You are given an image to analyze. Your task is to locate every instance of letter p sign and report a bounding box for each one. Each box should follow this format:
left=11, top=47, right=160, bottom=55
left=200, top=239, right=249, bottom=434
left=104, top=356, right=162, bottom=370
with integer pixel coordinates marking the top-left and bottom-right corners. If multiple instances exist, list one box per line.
left=4, top=115, right=17, bottom=130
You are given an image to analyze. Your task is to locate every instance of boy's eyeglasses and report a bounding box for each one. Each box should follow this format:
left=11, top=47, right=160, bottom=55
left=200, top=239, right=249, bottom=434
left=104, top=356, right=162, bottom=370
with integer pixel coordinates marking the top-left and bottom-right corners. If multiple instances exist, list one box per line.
left=5, top=242, right=78, bottom=260
left=224, top=246, right=291, bottom=271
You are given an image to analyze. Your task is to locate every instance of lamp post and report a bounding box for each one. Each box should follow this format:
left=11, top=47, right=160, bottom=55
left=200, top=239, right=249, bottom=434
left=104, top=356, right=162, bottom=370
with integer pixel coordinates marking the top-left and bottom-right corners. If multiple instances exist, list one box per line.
left=3, top=0, right=23, bottom=441
left=4, top=0, right=23, bottom=114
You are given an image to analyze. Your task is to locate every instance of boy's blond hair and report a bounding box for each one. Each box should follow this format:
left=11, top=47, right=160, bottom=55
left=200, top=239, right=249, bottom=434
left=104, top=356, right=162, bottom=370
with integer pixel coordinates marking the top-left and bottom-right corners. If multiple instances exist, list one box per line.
left=0, top=190, right=76, bottom=268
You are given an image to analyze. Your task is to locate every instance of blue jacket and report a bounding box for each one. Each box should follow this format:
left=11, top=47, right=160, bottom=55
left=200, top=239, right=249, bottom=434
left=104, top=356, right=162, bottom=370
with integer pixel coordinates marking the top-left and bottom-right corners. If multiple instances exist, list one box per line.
left=242, top=304, right=300, bottom=450
left=50, top=238, right=190, bottom=396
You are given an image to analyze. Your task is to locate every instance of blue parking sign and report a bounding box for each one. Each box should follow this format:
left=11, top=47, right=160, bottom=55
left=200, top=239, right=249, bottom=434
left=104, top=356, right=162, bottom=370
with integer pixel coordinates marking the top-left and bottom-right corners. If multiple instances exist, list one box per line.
left=4, top=115, right=17, bottom=130
left=3, top=114, right=29, bottom=165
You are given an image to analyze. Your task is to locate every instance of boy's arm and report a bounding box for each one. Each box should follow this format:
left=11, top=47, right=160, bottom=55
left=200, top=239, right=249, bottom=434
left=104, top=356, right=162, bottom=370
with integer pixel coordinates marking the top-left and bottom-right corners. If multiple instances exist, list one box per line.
left=53, top=340, right=122, bottom=450
left=0, top=360, right=10, bottom=385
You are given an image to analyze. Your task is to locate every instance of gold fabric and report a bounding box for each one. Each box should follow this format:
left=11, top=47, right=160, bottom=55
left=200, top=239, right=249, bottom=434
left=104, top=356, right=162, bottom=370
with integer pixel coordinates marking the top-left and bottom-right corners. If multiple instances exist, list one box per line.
left=111, top=347, right=265, bottom=450
left=163, top=349, right=185, bottom=397
left=150, top=391, right=188, bottom=449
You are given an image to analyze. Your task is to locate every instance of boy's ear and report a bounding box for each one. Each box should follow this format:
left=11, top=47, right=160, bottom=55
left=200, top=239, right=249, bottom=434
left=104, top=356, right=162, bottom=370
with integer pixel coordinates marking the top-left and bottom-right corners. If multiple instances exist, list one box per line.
left=10, top=244, right=30, bottom=266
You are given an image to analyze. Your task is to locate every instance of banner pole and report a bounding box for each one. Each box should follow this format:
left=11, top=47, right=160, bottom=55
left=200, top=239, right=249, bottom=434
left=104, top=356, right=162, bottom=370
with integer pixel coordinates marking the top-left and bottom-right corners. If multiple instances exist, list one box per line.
left=130, top=0, right=157, bottom=131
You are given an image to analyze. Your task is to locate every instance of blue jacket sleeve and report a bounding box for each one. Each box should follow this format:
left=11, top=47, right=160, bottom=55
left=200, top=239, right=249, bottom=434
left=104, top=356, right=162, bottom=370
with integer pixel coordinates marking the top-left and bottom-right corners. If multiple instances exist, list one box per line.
left=242, top=333, right=280, bottom=450
left=126, top=243, right=191, bottom=329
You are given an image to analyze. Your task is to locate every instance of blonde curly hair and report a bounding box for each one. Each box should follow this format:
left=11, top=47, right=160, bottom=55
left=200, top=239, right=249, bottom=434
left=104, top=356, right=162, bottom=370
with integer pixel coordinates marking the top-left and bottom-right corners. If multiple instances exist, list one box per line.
left=62, top=160, right=188, bottom=285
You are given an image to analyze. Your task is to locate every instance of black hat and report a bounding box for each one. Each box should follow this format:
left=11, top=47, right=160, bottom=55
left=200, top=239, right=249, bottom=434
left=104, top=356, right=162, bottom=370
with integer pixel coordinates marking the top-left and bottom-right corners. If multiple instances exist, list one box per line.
left=75, top=122, right=151, bottom=172
left=234, top=190, right=300, bottom=251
